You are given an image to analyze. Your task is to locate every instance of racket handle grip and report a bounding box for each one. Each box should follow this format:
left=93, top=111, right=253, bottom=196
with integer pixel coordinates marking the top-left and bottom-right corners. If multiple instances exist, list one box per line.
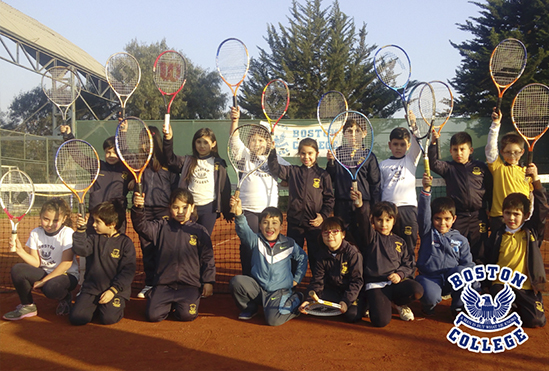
left=78, top=202, right=86, bottom=217
left=136, top=182, right=143, bottom=195
left=233, top=95, right=238, bottom=108
left=352, top=181, right=359, bottom=206
left=424, top=157, right=432, bottom=184
left=230, top=189, right=240, bottom=214
left=164, top=113, right=170, bottom=134
left=10, top=232, right=16, bottom=252
left=527, top=151, right=533, bottom=166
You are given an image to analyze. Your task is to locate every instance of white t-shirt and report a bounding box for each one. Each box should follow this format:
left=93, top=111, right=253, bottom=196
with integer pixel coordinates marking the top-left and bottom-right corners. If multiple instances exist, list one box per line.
left=188, top=157, right=216, bottom=206
left=27, top=225, right=79, bottom=278
left=379, top=138, right=421, bottom=207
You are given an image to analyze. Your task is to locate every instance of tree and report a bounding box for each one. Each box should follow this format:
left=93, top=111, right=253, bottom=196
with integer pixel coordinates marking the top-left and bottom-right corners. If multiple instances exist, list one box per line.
left=239, top=0, right=399, bottom=119
left=124, top=39, right=226, bottom=120
left=4, top=86, right=53, bottom=135
left=451, top=0, right=549, bottom=118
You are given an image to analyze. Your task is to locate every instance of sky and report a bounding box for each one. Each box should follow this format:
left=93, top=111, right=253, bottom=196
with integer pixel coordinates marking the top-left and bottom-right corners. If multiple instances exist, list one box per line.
left=0, top=0, right=482, bottom=113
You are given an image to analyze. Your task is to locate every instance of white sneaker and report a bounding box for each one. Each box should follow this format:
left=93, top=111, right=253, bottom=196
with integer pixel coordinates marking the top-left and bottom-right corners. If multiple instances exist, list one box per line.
left=395, top=305, right=414, bottom=321
left=137, top=286, right=152, bottom=298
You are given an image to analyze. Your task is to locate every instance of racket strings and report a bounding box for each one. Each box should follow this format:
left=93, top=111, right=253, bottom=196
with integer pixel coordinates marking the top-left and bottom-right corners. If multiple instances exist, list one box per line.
left=0, top=172, right=34, bottom=216
left=107, top=54, right=141, bottom=95
left=407, top=83, right=433, bottom=138
left=319, top=93, right=347, bottom=124
left=491, top=41, right=527, bottom=86
left=263, top=82, right=289, bottom=121
left=154, top=53, right=186, bottom=94
left=374, top=48, right=410, bottom=89
left=56, top=142, right=99, bottom=191
left=329, top=112, right=373, bottom=169
left=431, top=82, right=454, bottom=129
left=513, top=85, right=549, bottom=137
left=217, top=40, right=249, bottom=85
left=43, top=67, right=81, bottom=107
left=117, top=120, right=152, bottom=170
left=228, top=125, right=271, bottom=172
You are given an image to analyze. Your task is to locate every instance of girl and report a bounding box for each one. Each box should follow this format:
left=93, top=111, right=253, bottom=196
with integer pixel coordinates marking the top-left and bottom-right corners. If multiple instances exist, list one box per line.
left=352, top=190, right=423, bottom=327
left=136, top=125, right=180, bottom=298
left=229, top=107, right=291, bottom=276
left=268, top=138, right=334, bottom=274
left=299, top=217, right=363, bottom=322
left=163, top=125, right=232, bottom=235
left=3, top=198, right=79, bottom=320
left=131, top=188, right=215, bottom=322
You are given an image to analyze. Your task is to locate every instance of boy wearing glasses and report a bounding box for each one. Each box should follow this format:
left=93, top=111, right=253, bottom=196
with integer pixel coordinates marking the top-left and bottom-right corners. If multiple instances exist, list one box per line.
left=299, top=217, right=363, bottom=322
left=485, top=109, right=532, bottom=232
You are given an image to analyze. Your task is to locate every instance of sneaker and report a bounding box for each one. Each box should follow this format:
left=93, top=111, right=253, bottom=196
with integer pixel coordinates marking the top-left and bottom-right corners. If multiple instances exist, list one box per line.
left=395, top=305, right=414, bottom=321
left=3, top=304, right=38, bottom=321
left=364, top=310, right=370, bottom=318
left=56, top=294, right=72, bottom=316
left=238, top=310, right=258, bottom=320
left=451, top=307, right=464, bottom=319
left=137, top=286, right=152, bottom=299
left=441, top=294, right=451, bottom=301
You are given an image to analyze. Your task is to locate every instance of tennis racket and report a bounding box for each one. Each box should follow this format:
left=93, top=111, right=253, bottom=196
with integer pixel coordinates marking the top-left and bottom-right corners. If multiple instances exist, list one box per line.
left=227, top=124, right=272, bottom=213
left=317, top=91, right=348, bottom=137
left=303, top=291, right=342, bottom=317
left=216, top=38, right=250, bottom=108
left=55, top=139, right=100, bottom=216
left=429, top=80, right=454, bottom=159
left=374, top=45, right=412, bottom=124
left=489, top=38, right=527, bottom=112
left=153, top=50, right=187, bottom=133
left=115, top=117, right=154, bottom=195
left=511, top=83, right=549, bottom=165
left=261, top=79, right=290, bottom=134
left=106, top=52, right=142, bottom=117
left=41, top=66, right=82, bottom=126
left=0, top=170, right=35, bottom=252
left=327, top=110, right=374, bottom=206
left=407, top=82, right=435, bottom=177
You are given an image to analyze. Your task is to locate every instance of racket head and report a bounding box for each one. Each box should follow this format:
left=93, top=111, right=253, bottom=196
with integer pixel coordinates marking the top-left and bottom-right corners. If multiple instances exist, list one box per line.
left=489, top=38, right=527, bottom=90
left=216, top=38, right=249, bottom=105
left=327, top=110, right=374, bottom=175
left=407, top=82, right=435, bottom=140
left=303, top=303, right=342, bottom=317
left=227, top=124, right=272, bottom=187
left=55, top=139, right=100, bottom=203
left=0, top=169, right=35, bottom=221
left=153, top=50, right=187, bottom=99
left=317, top=91, right=348, bottom=135
left=429, top=80, right=454, bottom=133
left=115, top=117, right=154, bottom=180
left=106, top=52, right=142, bottom=109
left=261, top=79, right=290, bottom=132
left=511, top=83, right=549, bottom=147
left=41, top=66, right=82, bottom=121
left=374, top=45, right=411, bottom=91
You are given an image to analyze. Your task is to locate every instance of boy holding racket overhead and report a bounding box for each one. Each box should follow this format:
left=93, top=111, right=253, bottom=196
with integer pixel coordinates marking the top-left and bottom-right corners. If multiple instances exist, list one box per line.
left=228, top=195, right=307, bottom=326
left=428, top=130, right=492, bottom=263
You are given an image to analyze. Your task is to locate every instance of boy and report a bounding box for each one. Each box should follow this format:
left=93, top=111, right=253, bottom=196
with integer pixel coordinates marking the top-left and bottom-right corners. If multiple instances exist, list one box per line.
left=483, top=163, right=546, bottom=328
left=379, top=126, right=421, bottom=258
left=429, top=131, right=492, bottom=263
left=229, top=196, right=307, bottom=326
left=415, top=173, right=475, bottom=317
left=485, top=110, right=531, bottom=232
left=70, top=200, right=136, bottom=325
left=327, top=118, right=381, bottom=245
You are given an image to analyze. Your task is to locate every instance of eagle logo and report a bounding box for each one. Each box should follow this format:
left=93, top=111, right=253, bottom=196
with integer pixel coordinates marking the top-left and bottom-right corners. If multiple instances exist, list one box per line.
left=461, top=284, right=515, bottom=325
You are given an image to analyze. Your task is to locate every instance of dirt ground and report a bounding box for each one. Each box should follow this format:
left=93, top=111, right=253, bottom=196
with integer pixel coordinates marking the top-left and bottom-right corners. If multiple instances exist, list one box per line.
left=1, top=290, right=548, bottom=371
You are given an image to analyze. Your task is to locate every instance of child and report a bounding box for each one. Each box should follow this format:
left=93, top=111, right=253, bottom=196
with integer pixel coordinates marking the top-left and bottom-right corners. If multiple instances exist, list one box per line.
left=3, top=198, right=79, bottom=320
left=229, top=195, right=307, bottom=326
left=131, top=188, right=215, bottom=322
left=70, top=200, right=136, bottom=326
left=379, top=126, right=421, bottom=259
left=415, top=173, right=475, bottom=317
left=163, top=125, right=232, bottom=235
left=353, top=191, right=423, bottom=327
left=229, top=107, right=290, bottom=276
left=299, top=217, right=363, bottom=322
left=485, top=109, right=531, bottom=232
left=269, top=137, right=334, bottom=273
left=327, top=118, right=380, bottom=245
left=483, top=163, right=546, bottom=328
left=429, top=130, right=492, bottom=263
left=136, top=125, right=180, bottom=298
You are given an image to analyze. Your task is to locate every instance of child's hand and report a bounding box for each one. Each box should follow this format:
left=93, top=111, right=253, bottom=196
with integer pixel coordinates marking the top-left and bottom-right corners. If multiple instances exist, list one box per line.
left=229, top=195, right=242, bottom=216
left=431, top=129, right=440, bottom=142
left=422, top=172, right=433, bottom=191
left=491, top=108, right=501, bottom=124
left=99, top=289, right=114, bottom=304
left=387, top=273, right=401, bottom=284
left=309, top=213, right=323, bottom=227
left=60, top=124, right=71, bottom=134
left=407, top=111, right=417, bottom=132
left=299, top=301, right=310, bottom=314
left=202, top=283, right=213, bottom=298
left=163, top=123, right=173, bottom=140
left=350, top=189, right=363, bottom=208
left=33, top=280, right=45, bottom=290
left=76, top=213, right=88, bottom=231
left=133, top=192, right=145, bottom=208
left=326, top=149, right=334, bottom=161
left=230, top=106, right=240, bottom=121
left=525, top=163, right=539, bottom=181
left=339, top=301, right=348, bottom=314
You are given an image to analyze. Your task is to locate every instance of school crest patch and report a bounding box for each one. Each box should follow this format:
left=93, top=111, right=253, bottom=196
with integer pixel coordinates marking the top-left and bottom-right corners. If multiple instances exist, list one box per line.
left=341, top=262, right=348, bottom=275
left=113, top=298, right=121, bottom=308
left=189, top=235, right=197, bottom=246
left=313, top=178, right=321, bottom=188
left=189, top=304, right=197, bottom=315
left=111, top=249, right=120, bottom=259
